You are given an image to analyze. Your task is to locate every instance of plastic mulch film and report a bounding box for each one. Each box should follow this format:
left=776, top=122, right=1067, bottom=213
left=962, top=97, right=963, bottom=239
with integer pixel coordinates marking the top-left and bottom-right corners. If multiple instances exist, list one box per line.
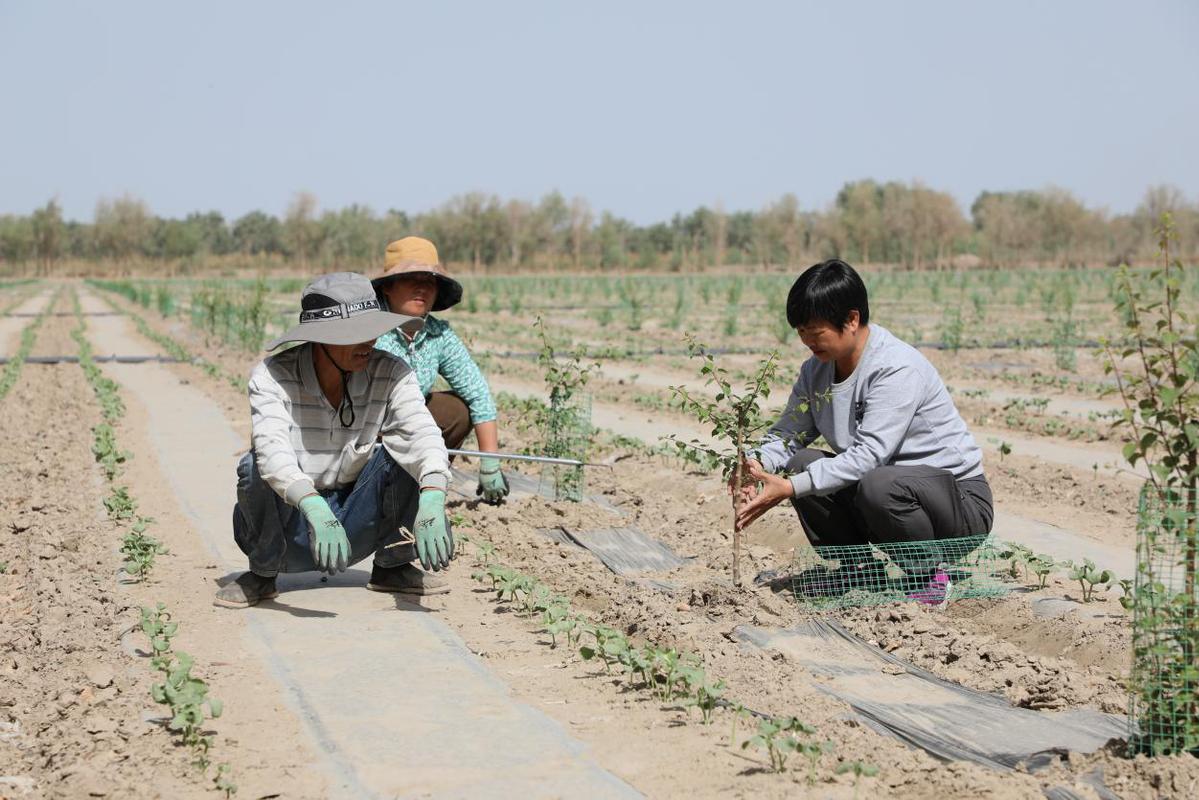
left=1129, top=483, right=1199, bottom=756
left=539, top=392, right=592, bottom=502
left=790, top=534, right=1011, bottom=609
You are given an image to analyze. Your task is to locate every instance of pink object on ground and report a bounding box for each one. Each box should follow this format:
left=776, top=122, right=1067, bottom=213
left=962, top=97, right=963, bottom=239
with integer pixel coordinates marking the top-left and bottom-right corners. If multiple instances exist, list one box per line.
left=907, top=568, right=952, bottom=608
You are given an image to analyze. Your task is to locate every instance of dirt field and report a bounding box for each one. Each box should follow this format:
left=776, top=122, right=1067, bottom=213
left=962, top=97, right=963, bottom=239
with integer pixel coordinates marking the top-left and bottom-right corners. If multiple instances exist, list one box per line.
left=3, top=275, right=1198, bottom=799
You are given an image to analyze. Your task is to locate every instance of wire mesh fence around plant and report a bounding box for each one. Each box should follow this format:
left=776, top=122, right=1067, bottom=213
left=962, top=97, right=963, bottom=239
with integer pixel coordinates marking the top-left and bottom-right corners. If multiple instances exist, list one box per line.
left=790, top=534, right=1011, bottom=609
left=538, top=392, right=592, bottom=502
left=1129, top=484, right=1199, bottom=757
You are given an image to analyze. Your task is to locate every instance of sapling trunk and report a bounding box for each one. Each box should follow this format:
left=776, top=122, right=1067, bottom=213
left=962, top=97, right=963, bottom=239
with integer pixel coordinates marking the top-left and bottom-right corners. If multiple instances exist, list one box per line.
left=732, top=430, right=744, bottom=587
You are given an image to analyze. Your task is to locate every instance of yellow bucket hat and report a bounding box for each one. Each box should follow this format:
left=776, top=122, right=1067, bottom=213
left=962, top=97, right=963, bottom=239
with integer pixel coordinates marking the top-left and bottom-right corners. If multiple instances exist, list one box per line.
left=372, top=236, right=463, bottom=312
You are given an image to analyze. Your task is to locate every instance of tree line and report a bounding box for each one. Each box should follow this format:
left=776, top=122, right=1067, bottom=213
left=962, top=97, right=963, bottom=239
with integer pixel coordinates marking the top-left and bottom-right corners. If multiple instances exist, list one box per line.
left=1, top=182, right=1195, bottom=275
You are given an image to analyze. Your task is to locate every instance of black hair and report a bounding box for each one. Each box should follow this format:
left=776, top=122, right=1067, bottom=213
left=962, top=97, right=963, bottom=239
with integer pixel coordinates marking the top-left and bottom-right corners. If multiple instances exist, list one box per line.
left=785, top=259, right=870, bottom=330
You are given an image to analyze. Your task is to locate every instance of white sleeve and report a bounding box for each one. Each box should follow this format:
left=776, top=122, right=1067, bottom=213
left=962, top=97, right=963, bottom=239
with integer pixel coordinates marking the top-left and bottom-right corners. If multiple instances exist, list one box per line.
left=248, top=362, right=314, bottom=505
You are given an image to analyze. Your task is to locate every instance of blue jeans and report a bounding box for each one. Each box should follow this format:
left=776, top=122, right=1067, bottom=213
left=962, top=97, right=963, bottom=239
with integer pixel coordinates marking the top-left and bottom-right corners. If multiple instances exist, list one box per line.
left=232, top=446, right=419, bottom=576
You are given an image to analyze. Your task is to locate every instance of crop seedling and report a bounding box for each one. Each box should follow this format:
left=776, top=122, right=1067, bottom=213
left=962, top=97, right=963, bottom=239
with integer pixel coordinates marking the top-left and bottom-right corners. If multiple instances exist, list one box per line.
left=742, top=716, right=818, bottom=773
left=121, top=517, right=167, bottom=580
left=836, top=760, right=880, bottom=797
left=92, top=423, right=130, bottom=480
left=1066, top=558, right=1115, bottom=602
left=685, top=677, right=725, bottom=725
left=1118, top=578, right=1135, bottom=610
left=727, top=702, right=751, bottom=747
left=473, top=539, right=496, bottom=565
left=140, top=604, right=235, bottom=793
left=668, top=335, right=784, bottom=585
left=104, top=486, right=137, bottom=520
left=1029, top=554, right=1056, bottom=588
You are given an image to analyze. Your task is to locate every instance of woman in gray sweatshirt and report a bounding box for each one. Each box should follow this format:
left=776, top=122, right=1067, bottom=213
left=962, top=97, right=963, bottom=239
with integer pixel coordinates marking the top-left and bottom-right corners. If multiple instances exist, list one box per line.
left=735, top=260, right=993, bottom=598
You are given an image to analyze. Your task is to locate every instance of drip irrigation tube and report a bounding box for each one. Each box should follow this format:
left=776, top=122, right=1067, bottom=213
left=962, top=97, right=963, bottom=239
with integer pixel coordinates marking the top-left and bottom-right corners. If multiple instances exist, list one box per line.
left=2, top=311, right=123, bottom=317
left=0, top=354, right=187, bottom=365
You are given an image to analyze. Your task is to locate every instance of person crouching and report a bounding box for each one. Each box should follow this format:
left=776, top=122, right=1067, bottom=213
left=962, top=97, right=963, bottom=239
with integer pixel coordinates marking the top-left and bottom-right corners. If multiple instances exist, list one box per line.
left=216, top=272, right=455, bottom=608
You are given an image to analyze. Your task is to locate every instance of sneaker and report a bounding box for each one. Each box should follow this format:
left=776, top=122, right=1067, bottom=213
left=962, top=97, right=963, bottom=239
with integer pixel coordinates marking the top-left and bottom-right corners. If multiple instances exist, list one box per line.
left=366, top=563, right=450, bottom=595
left=907, top=568, right=952, bottom=608
left=214, top=572, right=278, bottom=608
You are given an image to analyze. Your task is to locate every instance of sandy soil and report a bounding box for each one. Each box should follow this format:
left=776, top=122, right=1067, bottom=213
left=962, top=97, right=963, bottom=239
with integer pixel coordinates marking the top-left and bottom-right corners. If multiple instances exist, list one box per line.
left=65, top=282, right=1199, bottom=799
left=1, top=289, right=323, bottom=799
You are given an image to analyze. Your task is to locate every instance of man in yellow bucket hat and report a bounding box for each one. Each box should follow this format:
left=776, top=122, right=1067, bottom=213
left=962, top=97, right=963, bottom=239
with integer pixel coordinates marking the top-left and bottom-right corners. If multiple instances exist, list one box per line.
left=372, top=236, right=509, bottom=506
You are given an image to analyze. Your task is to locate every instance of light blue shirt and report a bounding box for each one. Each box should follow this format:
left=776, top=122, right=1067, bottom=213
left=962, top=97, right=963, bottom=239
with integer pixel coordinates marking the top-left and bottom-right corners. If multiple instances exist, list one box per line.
left=374, top=315, right=497, bottom=425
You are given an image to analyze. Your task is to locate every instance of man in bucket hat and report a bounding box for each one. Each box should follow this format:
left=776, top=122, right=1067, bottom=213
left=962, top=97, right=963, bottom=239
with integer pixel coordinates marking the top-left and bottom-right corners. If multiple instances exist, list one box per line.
left=215, top=272, right=455, bottom=608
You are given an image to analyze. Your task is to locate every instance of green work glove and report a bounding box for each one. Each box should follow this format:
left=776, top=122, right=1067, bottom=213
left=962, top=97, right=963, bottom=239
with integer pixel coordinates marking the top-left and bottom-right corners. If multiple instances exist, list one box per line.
left=414, top=489, right=453, bottom=572
left=477, top=456, right=510, bottom=506
left=299, top=495, right=350, bottom=573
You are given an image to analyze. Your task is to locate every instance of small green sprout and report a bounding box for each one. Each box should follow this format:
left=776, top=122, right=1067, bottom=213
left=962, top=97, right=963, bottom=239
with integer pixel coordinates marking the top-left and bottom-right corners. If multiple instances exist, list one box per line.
left=1068, top=558, right=1115, bottom=603
left=742, top=716, right=817, bottom=773
left=836, top=760, right=880, bottom=796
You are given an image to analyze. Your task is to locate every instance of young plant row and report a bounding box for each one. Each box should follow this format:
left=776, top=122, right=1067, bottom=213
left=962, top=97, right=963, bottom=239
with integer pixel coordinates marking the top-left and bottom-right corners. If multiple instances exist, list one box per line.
left=997, top=542, right=1126, bottom=604
left=73, top=292, right=235, bottom=791
left=140, top=603, right=236, bottom=796
left=88, top=284, right=247, bottom=391
left=467, top=540, right=877, bottom=784
left=71, top=292, right=165, bottom=580
left=0, top=288, right=52, bottom=400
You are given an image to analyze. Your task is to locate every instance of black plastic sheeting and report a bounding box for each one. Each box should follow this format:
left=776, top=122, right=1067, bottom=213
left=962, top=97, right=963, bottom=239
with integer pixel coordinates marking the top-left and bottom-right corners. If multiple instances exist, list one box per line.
left=538, top=525, right=690, bottom=576
left=734, top=619, right=1127, bottom=775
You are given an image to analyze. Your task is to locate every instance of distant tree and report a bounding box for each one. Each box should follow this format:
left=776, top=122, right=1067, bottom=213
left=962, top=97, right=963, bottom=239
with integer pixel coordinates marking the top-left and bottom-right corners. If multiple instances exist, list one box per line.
left=533, top=191, right=571, bottom=266
left=186, top=211, right=233, bottom=255
left=503, top=198, right=533, bottom=267
left=232, top=210, right=283, bottom=255
left=0, top=215, right=35, bottom=265
left=594, top=211, right=632, bottom=269
left=320, top=204, right=379, bottom=266
left=30, top=198, right=64, bottom=274
left=283, top=192, right=319, bottom=266
left=753, top=194, right=803, bottom=268
left=94, top=194, right=152, bottom=262
left=568, top=196, right=592, bottom=269
left=836, top=180, right=884, bottom=264
left=154, top=218, right=202, bottom=260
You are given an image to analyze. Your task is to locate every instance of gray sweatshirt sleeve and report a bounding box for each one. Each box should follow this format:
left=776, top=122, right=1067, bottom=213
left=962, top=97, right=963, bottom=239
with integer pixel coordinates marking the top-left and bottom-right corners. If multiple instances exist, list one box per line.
left=800, top=364, right=923, bottom=495
left=752, top=373, right=818, bottom=473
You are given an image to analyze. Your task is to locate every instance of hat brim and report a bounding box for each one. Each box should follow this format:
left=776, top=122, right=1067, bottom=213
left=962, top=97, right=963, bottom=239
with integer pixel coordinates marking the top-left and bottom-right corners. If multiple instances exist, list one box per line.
left=264, top=311, right=420, bottom=351
left=371, top=271, right=463, bottom=312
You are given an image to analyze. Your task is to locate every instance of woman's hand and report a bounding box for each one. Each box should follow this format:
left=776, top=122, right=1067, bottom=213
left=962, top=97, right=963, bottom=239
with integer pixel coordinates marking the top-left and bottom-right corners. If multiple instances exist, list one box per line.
left=734, top=461, right=794, bottom=532
left=728, top=457, right=762, bottom=508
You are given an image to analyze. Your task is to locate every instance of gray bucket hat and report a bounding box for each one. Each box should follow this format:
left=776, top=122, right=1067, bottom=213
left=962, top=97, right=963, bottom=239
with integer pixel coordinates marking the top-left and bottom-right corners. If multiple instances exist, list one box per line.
left=265, top=272, right=423, bottom=350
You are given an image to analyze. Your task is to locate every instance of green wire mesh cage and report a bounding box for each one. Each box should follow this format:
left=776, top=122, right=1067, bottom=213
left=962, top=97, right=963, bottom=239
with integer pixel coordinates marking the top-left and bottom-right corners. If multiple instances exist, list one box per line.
left=790, top=534, right=1011, bottom=609
left=1129, top=483, right=1199, bottom=757
left=539, top=392, right=592, bottom=502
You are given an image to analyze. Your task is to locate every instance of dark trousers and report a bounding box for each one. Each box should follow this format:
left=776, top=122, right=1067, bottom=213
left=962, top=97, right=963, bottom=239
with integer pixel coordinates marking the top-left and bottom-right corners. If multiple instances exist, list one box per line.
left=787, top=448, right=994, bottom=550
left=232, top=446, right=419, bottom=576
left=426, top=391, right=471, bottom=451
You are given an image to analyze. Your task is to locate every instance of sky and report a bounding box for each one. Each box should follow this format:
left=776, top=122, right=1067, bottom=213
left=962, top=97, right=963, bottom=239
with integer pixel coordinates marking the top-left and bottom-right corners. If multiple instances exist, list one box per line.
left=1, top=0, right=1196, bottom=223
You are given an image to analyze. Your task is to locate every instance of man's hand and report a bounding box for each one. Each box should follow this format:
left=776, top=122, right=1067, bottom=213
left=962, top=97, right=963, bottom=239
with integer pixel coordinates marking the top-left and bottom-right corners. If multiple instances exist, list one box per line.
left=414, top=489, right=453, bottom=571
left=734, top=461, right=794, bottom=532
left=476, top=456, right=509, bottom=505
left=299, top=495, right=350, bottom=573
